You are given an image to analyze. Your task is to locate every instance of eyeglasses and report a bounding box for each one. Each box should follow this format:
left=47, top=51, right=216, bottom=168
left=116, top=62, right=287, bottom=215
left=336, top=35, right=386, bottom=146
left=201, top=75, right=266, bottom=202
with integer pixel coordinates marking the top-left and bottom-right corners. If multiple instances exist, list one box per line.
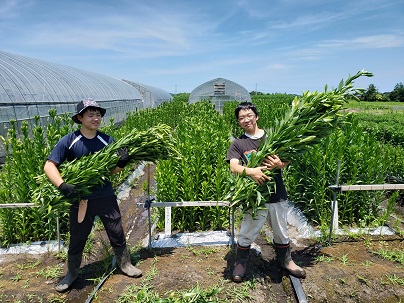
left=237, top=114, right=256, bottom=122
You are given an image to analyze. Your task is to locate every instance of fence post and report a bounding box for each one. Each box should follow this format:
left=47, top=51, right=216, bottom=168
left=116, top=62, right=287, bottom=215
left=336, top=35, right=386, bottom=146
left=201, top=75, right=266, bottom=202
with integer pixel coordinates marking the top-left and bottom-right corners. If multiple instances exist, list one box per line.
left=328, top=160, right=341, bottom=245
left=165, top=207, right=172, bottom=235
left=148, top=206, right=152, bottom=250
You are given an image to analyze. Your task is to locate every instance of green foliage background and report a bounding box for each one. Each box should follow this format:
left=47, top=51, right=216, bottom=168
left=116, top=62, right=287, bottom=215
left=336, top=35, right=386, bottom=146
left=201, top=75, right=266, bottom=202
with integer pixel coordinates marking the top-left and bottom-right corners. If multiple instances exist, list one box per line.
left=0, top=94, right=403, bottom=245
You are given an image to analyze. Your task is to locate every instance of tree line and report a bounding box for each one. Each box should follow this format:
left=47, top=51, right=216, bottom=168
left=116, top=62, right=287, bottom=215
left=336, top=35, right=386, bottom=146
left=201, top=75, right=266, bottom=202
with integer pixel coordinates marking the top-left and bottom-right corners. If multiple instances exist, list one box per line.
left=361, top=82, right=404, bottom=102
left=249, top=82, right=404, bottom=102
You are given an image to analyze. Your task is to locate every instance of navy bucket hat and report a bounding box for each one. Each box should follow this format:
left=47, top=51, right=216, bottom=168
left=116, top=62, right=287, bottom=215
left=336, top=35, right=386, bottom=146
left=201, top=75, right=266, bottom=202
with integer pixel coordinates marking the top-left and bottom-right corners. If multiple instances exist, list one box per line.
left=71, top=98, right=106, bottom=124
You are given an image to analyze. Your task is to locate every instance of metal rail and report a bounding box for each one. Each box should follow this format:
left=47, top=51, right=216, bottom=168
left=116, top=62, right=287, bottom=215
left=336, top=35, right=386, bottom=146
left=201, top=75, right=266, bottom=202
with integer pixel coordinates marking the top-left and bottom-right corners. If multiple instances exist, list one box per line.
left=0, top=203, right=62, bottom=252
left=328, top=160, right=404, bottom=244
left=0, top=203, right=38, bottom=208
left=137, top=200, right=235, bottom=250
left=340, top=184, right=404, bottom=191
left=138, top=201, right=231, bottom=207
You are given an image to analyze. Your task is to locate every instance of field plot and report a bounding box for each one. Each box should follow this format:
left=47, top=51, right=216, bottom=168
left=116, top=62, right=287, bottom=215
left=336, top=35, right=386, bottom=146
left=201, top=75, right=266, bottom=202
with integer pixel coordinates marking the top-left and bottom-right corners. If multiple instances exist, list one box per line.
left=1, top=92, right=403, bottom=302
left=0, top=170, right=403, bottom=303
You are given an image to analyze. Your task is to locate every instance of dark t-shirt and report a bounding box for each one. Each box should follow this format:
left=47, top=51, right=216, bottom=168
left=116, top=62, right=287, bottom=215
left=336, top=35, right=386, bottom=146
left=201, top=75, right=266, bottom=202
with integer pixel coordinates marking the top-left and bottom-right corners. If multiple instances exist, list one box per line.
left=47, top=130, right=116, bottom=199
left=226, top=133, right=288, bottom=203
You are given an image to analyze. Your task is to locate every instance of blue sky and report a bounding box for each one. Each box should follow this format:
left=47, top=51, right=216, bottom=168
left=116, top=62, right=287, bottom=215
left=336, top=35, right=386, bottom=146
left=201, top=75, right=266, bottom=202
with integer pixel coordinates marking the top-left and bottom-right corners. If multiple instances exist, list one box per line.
left=1, top=0, right=403, bottom=94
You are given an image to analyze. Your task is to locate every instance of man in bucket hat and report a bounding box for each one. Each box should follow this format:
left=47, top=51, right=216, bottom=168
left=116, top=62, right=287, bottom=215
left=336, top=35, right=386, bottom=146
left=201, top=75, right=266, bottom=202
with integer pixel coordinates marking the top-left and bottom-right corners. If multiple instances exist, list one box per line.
left=44, top=98, right=142, bottom=293
left=71, top=98, right=107, bottom=124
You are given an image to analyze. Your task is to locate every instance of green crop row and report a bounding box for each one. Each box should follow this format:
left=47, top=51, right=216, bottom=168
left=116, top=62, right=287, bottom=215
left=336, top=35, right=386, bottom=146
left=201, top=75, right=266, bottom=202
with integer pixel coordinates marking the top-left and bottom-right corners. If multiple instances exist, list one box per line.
left=0, top=112, right=76, bottom=245
left=0, top=95, right=403, bottom=245
left=284, top=116, right=396, bottom=227
left=155, top=101, right=231, bottom=231
left=354, top=112, right=404, bottom=147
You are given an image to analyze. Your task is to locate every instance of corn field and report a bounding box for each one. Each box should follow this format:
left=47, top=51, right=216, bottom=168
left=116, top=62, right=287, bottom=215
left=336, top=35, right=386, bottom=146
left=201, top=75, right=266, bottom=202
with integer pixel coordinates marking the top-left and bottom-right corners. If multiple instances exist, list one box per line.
left=0, top=82, right=403, bottom=245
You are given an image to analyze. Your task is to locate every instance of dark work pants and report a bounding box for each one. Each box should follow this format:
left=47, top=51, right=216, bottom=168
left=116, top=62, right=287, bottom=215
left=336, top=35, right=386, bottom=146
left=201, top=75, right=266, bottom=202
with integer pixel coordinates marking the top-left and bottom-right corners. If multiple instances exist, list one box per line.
left=68, top=195, right=126, bottom=255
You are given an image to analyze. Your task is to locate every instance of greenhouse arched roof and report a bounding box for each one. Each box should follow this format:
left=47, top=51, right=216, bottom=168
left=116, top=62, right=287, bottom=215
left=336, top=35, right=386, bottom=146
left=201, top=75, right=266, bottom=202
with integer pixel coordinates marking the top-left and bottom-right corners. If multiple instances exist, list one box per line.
left=0, top=50, right=142, bottom=105
left=188, top=78, right=252, bottom=108
left=0, top=50, right=147, bottom=128
left=123, top=80, right=172, bottom=108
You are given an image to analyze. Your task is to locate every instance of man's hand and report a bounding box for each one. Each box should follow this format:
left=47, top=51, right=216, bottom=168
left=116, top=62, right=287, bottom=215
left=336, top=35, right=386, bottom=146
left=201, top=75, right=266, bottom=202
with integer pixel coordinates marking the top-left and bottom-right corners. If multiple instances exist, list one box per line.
left=58, top=182, right=78, bottom=199
left=263, top=154, right=289, bottom=169
left=246, top=166, right=271, bottom=185
left=117, top=148, right=130, bottom=168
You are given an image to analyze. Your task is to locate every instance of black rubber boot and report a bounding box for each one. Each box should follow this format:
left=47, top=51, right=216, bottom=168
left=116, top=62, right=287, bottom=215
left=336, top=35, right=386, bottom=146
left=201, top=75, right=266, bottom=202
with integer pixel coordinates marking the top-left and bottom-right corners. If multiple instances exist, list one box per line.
left=113, top=246, right=142, bottom=277
left=273, top=242, right=306, bottom=279
left=232, top=243, right=251, bottom=282
left=55, top=253, right=82, bottom=292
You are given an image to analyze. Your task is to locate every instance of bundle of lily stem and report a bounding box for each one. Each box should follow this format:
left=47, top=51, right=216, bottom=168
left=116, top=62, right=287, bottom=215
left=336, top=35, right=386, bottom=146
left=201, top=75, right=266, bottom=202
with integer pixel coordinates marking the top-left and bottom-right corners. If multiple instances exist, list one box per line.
left=223, top=70, right=373, bottom=218
left=33, top=123, right=179, bottom=212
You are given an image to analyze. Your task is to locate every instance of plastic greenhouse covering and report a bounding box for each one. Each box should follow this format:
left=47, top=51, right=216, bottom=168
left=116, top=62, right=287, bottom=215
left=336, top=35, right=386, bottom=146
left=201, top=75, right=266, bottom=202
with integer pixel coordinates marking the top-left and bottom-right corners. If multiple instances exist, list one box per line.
left=188, top=77, right=251, bottom=112
left=0, top=50, right=171, bottom=160
left=123, top=80, right=172, bottom=108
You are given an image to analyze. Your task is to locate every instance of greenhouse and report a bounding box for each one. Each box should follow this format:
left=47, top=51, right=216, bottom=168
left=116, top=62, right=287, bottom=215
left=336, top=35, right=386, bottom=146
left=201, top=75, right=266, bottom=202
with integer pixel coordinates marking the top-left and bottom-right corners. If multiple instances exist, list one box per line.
left=188, top=77, right=251, bottom=112
left=123, top=80, right=172, bottom=108
left=0, top=50, right=144, bottom=129
left=0, top=50, right=174, bottom=160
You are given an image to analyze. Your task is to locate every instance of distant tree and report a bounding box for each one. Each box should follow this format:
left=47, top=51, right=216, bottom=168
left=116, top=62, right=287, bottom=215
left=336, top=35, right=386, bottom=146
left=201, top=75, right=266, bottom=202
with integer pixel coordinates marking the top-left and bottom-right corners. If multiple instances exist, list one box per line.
left=381, top=93, right=390, bottom=101
left=173, top=93, right=190, bottom=103
left=361, top=84, right=378, bottom=101
left=389, top=82, right=404, bottom=102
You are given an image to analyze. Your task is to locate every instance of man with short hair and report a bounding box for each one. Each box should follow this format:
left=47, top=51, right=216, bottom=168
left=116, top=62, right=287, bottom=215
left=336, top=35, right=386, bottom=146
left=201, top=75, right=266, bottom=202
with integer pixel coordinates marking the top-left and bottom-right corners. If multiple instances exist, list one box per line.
left=226, top=101, right=306, bottom=282
left=44, top=98, right=142, bottom=292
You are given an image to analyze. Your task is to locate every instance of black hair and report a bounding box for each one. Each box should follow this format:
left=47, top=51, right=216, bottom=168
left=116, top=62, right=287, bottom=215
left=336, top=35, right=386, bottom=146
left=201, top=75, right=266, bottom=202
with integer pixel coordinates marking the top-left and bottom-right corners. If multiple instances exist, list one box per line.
left=79, top=106, right=104, bottom=117
left=234, top=101, right=259, bottom=120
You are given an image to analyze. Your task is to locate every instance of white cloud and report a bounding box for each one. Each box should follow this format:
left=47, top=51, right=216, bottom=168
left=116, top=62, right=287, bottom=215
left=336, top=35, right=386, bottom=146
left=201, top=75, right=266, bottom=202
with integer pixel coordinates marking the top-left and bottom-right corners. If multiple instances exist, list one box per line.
left=0, top=0, right=33, bottom=19
left=319, top=34, right=404, bottom=49
left=19, top=2, right=233, bottom=58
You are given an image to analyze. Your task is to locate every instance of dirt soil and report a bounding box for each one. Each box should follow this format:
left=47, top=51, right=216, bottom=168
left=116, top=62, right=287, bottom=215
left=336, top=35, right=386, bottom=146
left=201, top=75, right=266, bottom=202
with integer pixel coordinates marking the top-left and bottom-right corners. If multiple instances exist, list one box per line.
left=0, top=166, right=403, bottom=303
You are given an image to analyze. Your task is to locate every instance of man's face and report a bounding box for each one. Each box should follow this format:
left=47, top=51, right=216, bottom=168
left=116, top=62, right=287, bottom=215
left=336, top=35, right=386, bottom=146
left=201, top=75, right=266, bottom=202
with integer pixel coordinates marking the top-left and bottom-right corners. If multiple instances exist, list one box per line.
left=78, top=108, right=103, bottom=130
left=237, top=108, right=258, bottom=132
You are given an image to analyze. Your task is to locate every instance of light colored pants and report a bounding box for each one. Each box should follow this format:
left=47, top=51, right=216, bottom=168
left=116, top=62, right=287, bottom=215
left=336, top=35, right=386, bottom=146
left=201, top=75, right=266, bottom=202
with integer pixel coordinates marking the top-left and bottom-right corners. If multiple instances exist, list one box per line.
left=237, top=200, right=290, bottom=247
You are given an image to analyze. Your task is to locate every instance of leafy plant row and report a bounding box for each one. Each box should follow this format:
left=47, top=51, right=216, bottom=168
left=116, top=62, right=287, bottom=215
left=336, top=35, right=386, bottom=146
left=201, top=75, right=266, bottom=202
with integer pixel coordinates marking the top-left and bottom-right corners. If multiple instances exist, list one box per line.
left=355, top=112, right=404, bottom=147
left=284, top=116, right=398, bottom=227
left=0, top=100, right=187, bottom=245
left=0, top=93, right=403, bottom=245
left=155, top=101, right=232, bottom=231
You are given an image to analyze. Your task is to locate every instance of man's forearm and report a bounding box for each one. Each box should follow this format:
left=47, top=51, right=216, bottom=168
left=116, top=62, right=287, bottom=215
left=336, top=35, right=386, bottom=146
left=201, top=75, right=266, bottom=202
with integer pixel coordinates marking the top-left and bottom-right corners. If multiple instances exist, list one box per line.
left=44, top=160, right=64, bottom=187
